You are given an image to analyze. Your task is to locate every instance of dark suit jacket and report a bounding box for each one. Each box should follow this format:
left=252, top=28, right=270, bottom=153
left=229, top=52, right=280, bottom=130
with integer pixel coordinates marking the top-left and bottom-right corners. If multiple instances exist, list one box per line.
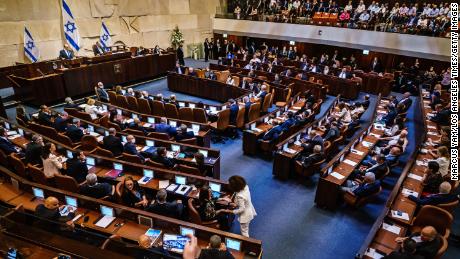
left=409, top=233, right=442, bottom=259
left=430, top=108, right=450, bottom=126
left=103, top=135, right=124, bottom=156
left=229, top=104, right=239, bottom=124
left=65, top=125, right=83, bottom=143
left=409, top=193, right=458, bottom=206
left=80, top=183, right=113, bottom=199
left=198, top=249, right=235, bottom=259
left=97, top=88, right=109, bottom=102
left=153, top=155, right=175, bottom=168
left=124, top=142, right=145, bottom=162
left=301, top=153, right=324, bottom=168
left=0, top=137, right=17, bottom=155
left=398, top=98, right=412, bottom=112
left=66, top=157, right=88, bottom=183
left=280, top=118, right=295, bottom=131
left=146, top=201, right=183, bottom=219
left=258, top=91, right=267, bottom=107
left=155, top=123, right=176, bottom=136
left=53, top=116, right=69, bottom=132
left=59, top=49, right=74, bottom=59
left=262, top=125, right=283, bottom=141
left=383, top=250, right=423, bottom=259
left=383, top=109, right=397, bottom=126
left=38, top=111, right=53, bottom=126
left=25, top=142, right=43, bottom=165
left=366, top=162, right=388, bottom=179
left=175, top=131, right=194, bottom=141
left=244, top=102, right=252, bottom=122
left=353, top=181, right=380, bottom=197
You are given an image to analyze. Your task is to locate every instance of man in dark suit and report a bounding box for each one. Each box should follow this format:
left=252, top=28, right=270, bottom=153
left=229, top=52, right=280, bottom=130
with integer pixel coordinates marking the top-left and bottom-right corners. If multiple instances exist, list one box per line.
left=103, top=128, right=124, bottom=156
left=322, top=121, right=340, bottom=141
left=204, top=38, right=210, bottom=62
left=342, top=172, right=380, bottom=198
left=175, top=124, right=195, bottom=141
left=92, top=41, right=105, bottom=56
left=63, top=97, right=79, bottom=109
left=25, top=134, right=44, bottom=166
left=351, top=155, right=388, bottom=180
left=65, top=151, right=88, bottom=183
left=384, top=238, right=423, bottom=259
left=96, top=82, right=109, bottom=102
left=262, top=122, right=283, bottom=141
left=59, top=44, right=74, bottom=60
left=65, top=119, right=84, bottom=143
left=0, top=127, right=21, bottom=155
left=153, top=147, right=175, bottom=168
left=177, top=44, right=185, bottom=66
left=198, top=235, right=235, bottom=259
left=299, top=145, right=324, bottom=169
left=154, top=117, right=176, bottom=137
left=430, top=104, right=450, bottom=126
left=370, top=57, right=383, bottom=73
left=397, top=92, right=412, bottom=112
left=35, top=196, right=75, bottom=228
left=228, top=99, right=239, bottom=125
left=337, top=68, right=351, bottom=79
left=124, top=135, right=146, bottom=162
left=146, top=189, right=183, bottom=219
left=243, top=96, right=252, bottom=123
left=301, top=130, right=324, bottom=154
left=355, top=95, right=370, bottom=109
left=53, top=112, right=69, bottom=132
left=80, top=173, right=115, bottom=199
left=395, top=226, right=442, bottom=259
left=256, top=85, right=268, bottom=108
left=382, top=105, right=397, bottom=126
left=408, top=182, right=458, bottom=206
left=175, top=62, right=185, bottom=74
left=38, top=105, right=53, bottom=126
left=280, top=112, right=295, bottom=131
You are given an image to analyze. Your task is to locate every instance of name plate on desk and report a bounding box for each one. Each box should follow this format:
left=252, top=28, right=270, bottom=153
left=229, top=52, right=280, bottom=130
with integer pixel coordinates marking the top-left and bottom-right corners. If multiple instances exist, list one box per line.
left=351, top=149, right=364, bottom=156
left=391, top=210, right=409, bottom=221
left=330, top=172, right=345, bottom=180
left=402, top=188, right=419, bottom=197
left=382, top=222, right=401, bottom=235
left=364, top=248, right=385, bottom=259
left=407, top=173, right=423, bottom=181
left=343, top=159, right=357, bottom=167
left=362, top=141, right=373, bottom=147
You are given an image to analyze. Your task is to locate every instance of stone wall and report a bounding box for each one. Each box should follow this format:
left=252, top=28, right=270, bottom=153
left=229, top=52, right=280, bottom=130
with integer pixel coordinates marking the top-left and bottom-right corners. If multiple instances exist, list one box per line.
left=0, top=0, right=221, bottom=67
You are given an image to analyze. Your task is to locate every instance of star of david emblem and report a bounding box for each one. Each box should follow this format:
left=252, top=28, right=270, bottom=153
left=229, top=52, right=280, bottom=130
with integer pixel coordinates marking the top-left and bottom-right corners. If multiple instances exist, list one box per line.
left=102, top=34, right=109, bottom=41
left=65, top=21, right=76, bottom=33
left=26, top=41, right=34, bottom=49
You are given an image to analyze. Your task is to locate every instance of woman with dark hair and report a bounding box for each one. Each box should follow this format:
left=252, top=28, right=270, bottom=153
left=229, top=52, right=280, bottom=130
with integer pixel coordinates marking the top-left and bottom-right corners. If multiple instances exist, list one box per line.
left=222, top=175, right=257, bottom=237
left=121, top=176, right=148, bottom=208
left=41, top=143, right=63, bottom=178
left=194, top=186, right=230, bottom=230
left=16, top=105, right=31, bottom=124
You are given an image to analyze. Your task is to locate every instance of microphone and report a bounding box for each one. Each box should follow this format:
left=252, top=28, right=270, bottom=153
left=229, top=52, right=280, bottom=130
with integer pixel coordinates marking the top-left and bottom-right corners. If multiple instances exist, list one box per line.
left=36, top=68, right=45, bottom=77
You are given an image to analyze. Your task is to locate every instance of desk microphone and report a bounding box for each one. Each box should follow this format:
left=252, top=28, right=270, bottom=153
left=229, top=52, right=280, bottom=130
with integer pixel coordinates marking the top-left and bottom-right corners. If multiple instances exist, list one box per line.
left=36, top=68, right=45, bottom=77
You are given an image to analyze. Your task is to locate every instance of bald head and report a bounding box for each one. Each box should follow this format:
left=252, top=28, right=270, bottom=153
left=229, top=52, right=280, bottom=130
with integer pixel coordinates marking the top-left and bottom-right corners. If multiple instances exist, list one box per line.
left=44, top=197, right=59, bottom=210
left=421, top=226, right=437, bottom=241
left=439, top=181, right=451, bottom=194
left=209, top=235, right=222, bottom=249
left=138, top=234, right=152, bottom=249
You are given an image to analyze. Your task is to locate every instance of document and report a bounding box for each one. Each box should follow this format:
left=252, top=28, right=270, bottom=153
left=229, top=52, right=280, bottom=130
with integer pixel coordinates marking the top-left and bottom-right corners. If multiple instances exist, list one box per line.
left=407, top=173, right=423, bottom=181
left=284, top=148, right=296, bottom=154
left=415, top=160, right=428, bottom=167
left=95, top=215, right=116, bottom=228
left=89, top=132, right=99, bottom=137
left=159, top=180, right=170, bottom=189
left=427, top=125, right=437, bottom=129
left=294, top=140, right=302, bottom=146
left=382, top=222, right=401, bottom=235
left=175, top=185, right=192, bottom=195
left=427, top=131, right=438, bottom=136
left=364, top=248, right=384, bottom=259
left=362, top=141, right=373, bottom=147
left=253, top=128, right=263, bottom=133
left=369, top=133, right=381, bottom=138
left=351, top=149, right=364, bottom=156
left=143, top=123, right=152, bottom=127
left=391, top=210, right=409, bottom=221
left=402, top=188, right=419, bottom=198
left=166, top=184, right=178, bottom=192
left=330, top=172, right=345, bottom=180
left=343, top=159, right=357, bottom=167
left=139, top=176, right=152, bottom=185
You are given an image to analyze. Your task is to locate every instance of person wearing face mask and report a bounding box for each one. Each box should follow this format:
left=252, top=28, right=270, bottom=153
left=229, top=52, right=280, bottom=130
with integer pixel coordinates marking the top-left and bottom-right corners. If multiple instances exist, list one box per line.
left=65, top=151, right=88, bottom=183
left=35, top=196, right=76, bottom=230
left=123, top=135, right=146, bottom=163
left=395, top=226, right=442, bottom=259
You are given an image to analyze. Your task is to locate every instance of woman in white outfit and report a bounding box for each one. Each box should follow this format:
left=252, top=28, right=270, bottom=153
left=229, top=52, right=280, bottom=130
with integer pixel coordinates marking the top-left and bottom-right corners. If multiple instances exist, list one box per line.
left=224, top=175, right=256, bottom=237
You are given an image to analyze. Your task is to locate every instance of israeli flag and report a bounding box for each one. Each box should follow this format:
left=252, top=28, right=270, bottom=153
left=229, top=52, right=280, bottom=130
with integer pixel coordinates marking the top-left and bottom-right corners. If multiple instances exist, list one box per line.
left=24, top=27, right=40, bottom=63
left=100, top=22, right=112, bottom=51
left=61, top=0, right=80, bottom=51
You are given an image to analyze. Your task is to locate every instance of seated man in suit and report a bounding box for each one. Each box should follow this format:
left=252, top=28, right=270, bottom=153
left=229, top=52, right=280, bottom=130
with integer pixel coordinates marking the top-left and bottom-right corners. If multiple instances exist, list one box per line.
left=175, top=62, right=185, bottom=74
left=298, top=145, right=324, bottom=169
left=154, top=117, right=176, bottom=137
left=92, top=41, right=106, bottom=56
left=381, top=105, right=397, bottom=126
left=407, top=181, right=458, bottom=206
left=65, top=119, right=84, bottom=143
left=38, top=105, right=53, bottom=126
left=280, top=112, right=296, bottom=130
left=261, top=121, right=284, bottom=142
left=135, top=234, right=170, bottom=258
left=25, top=134, right=44, bottom=166
left=430, top=104, right=450, bottom=126
left=229, top=99, right=239, bottom=125
left=395, top=226, right=442, bottom=259
left=80, top=173, right=115, bottom=199
left=59, top=44, right=74, bottom=60
left=126, top=117, right=150, bottom=135
left=363, top=146, right=401, bottom=167
left=273, top=74, right=282, bottom=85
left=35, top=196, right=75, bottom=228
left=53, top=112, right=70, bottom=132
left=103, top=128, right=124, bottom=156
left=397, top=92, right=412, bottom=112
left=124, top=135, right=146, bottom=163
left=146, top=189, right=183, bottom=219
left=255, top=85, right=268, bottom=107
left=65, top=151, right=88, bottom=183
left=0, top=127, right=23, bottom=156
left=301, top=130, right=324, bottom=154
left=188, top=67, right=197, bottom=77
left=384, top=238, right=422, bottom=259
left=198, top=235, right=235, bottom=259
left=153, top=147, right=176, bottom=168
left=354, top=95, right=370, bottom=109
left=321, top=120, right=340, bottom=142
left=96, top=82, right=109, bottom=102
left=243, top=96, right=252, bottom=123
left=63, top=97, right=79, bottom=109
left=175, top=124, right=194, bottom=141
left=351, top=155, right=388, bottom=181
left=422, top=161, right=443, bottom=194
left=337, top=67, right=351, bottom=79
left=341, top=172, right=380, bottom=198
left=348, top=114, right=360, bottom=132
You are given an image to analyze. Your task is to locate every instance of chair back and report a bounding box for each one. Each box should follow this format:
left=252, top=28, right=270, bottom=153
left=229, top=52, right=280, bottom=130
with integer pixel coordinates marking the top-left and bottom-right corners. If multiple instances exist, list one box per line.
left=177, top=164, right=202, bottom=176
left=413, top=205, right=453, bottom=238
left=116, top=95, right=129, bottom=109
left=187, top=198, right=203, bottom=224
left=248, top=103, right=261, bottom=121
left=108, top=91, right=118, bottom=106
left=232, top=76, right=240, bottom=86
left=193, top=108, right=208, bottom=123
left=217, top=70, right=230, bottom=82
left=91, top=146, right=114, bottom=158
left=216, top=109, right=230, bottom=130
left=122, top=153, right=143, bottom=164
left=261, top=93, right=272, bottom=113
left=0, top=149, right=8, bottom=166
left=179, top=107, right=194, bottom=121
left=124, top=128, right=144, bottom=136
left=126, top=96, right=139, bottom=112
left=56, top=133, right=75, bottom=146
left=285, top=88, right=292, bottom=103
left=178, top=138, right=197, bottom=146
left=145, top=159, right=166, bottom=169
left=165, top=103, right=179, bottom=119
left=97, top=114, right=110, bottom=128
left=151, top=100, right=165, bottom=117
left=16, top=117, right=27, bottom=127
left=80, top=135, right=99, bottom=151
left=54, top=174, right=80, bottom=193
left=76, top=111, right=93, bottom=122
left=235, top=107, right=246, bottom=128
left=138, top=98, right=151, bottom=115
left=107, top=121, right=121, bottom=132
left=435, top=236, right=448, bottom=259
left=437, top=199, right=459, bottom=213
left=196, top=69, right=205, bottom=78
left=8, top=154, right=27, bottom=178
left=147, top=132, right=171, bottom=140
left=323, top=141, right=332, bottom=157
left=64, top=108, right=79, bottom=117
left=28, top=164, right=50, bottom=186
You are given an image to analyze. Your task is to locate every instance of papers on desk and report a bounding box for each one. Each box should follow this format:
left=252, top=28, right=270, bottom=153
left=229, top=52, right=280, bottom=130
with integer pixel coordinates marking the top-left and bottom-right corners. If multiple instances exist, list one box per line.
left=343, top=159, right=357, bottom=167
left=125, top=118, right=134, bottom=124
left=427, top=125, right=437, bottom=129
left=373, top=124, right=385, bottom=130
left=7, top=130, right=17, bottom=136
left=294, top=140, right=302, bottom=146
left=426, top=112, right=434, bottom=117
left=408, top=173, right=423, bottom=181
left=95, top=215, right=116, bottom=228
left=72, top=214, right=83, bottom=222
left=351, top=149, right=364, bottom=156
left=382, top=222, right=401, bottom=235
left=89, top=132, right=99, bottom=137
left=420, top=149, right=428, bottom=154
left=175, top=185, right=192, bottom=195
left=143, top=123, right=152, bottom=127
left=402, top=188, right=419, bottom=198
left=362, top=141, right=373, bottom=148
left=427, top=131, right=438, bottom=136
left=159, top=180, right=170, bottom=189
left=78, top=104, right=87, bottom=109
left=7, top=134, right=21, bottom=140
left=284, top=148, right=296, bottom=154
left=166, top=183, right=178, bottom=192
left=369, top=133, right=381, bottom=138
left=415, top=160, right=428, bottom=167
left=96, top=136, right=104, bottom=142
left=139, top=176, right=152, bottom=185
left=364, top=248, right=385, bottom=259
left=391, top=210, right=410, bottom=221
left=288, top=109, right=297, bottom=113
left=253, top=128, right=263, bottom=133
left=330, top=172, right=345, bottom=180
left=166, top=151, right=175, bottom=159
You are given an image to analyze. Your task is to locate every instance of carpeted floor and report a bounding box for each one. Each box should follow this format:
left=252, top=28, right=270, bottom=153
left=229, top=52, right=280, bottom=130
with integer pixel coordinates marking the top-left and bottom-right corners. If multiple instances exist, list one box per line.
left=4, top=58, right=460, bottom=259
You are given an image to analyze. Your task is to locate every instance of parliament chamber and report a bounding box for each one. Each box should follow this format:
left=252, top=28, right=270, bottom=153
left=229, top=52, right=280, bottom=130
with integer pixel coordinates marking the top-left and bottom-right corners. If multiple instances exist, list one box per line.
left=0, top=1, right=457, bottom=259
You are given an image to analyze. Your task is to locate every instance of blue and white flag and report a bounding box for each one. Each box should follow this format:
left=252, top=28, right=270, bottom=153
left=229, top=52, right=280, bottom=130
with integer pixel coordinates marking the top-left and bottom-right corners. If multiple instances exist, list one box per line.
left=61, top=0, right=80, bottom=51
left=100, top=22, right=112, bottom=51
left=24, top=27, right=40, bottom=63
